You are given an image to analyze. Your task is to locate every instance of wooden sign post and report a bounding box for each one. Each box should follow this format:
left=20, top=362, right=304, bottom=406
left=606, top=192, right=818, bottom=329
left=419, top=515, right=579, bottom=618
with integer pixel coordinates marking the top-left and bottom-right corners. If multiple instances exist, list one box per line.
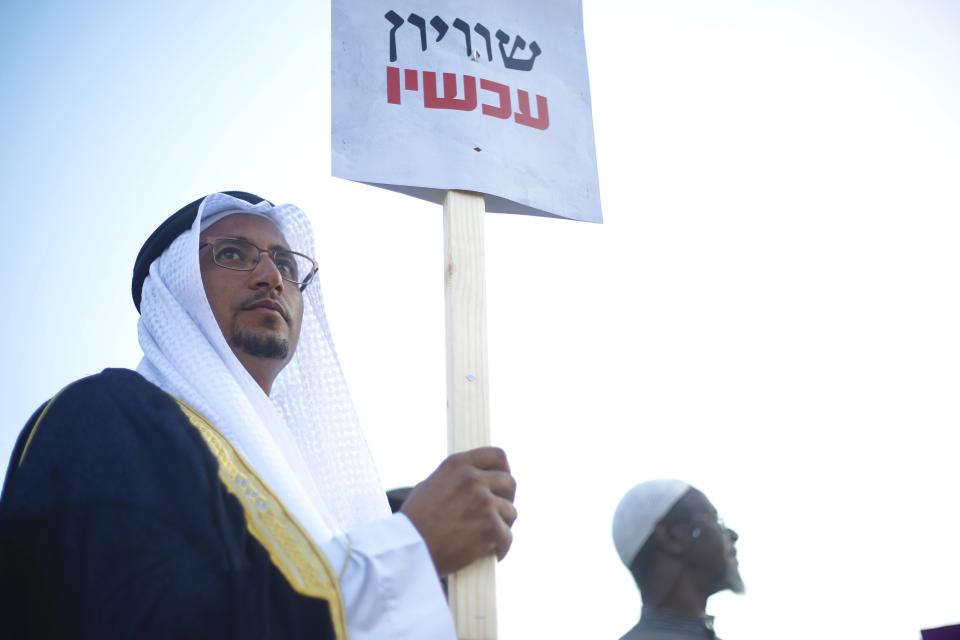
left=443, top=190, right=496, bottom=639
left=333, top=3, right=602, bottom=637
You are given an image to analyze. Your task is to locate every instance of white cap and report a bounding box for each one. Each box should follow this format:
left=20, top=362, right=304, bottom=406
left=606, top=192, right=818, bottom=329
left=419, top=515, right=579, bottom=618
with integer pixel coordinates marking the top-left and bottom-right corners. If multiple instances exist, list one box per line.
left=612, top=479, right=691, bottom=567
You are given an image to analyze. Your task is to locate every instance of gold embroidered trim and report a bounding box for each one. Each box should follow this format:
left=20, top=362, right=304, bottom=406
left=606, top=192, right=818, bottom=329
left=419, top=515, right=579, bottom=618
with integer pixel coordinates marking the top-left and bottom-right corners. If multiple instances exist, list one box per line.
left=17, top=387, right=69, bottom=468
left=176, top=399, right=348, bottom=640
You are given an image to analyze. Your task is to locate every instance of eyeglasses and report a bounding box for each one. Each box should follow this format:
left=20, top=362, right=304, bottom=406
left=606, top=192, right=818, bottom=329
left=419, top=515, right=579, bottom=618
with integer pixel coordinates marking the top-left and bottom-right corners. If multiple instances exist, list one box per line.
left=672, top=514, right=730, bottom=533
left=200, top=237, right=318, bottom=288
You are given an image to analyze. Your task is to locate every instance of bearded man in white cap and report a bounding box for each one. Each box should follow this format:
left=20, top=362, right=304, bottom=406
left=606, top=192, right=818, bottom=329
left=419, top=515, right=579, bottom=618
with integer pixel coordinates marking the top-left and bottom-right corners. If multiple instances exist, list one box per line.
left=0, top=191, right=517, bottom=640
left=612, top=480, right=743, bottom=640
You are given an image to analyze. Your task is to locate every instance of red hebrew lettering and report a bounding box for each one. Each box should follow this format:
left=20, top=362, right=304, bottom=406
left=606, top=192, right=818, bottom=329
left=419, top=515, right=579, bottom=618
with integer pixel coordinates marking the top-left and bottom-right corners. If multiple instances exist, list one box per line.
left=423, top=71, right=477, bottom=111
left=404, top=68, right=419, bottom=91
left=387, top=66, right=401, bottom=104
left=387, top=66, right=422, bottom=105
left=386, top=66, right=550, bottom=133
left=479, top=79, right=511, bottom=119
left=514, top=89, right=549, bottom=130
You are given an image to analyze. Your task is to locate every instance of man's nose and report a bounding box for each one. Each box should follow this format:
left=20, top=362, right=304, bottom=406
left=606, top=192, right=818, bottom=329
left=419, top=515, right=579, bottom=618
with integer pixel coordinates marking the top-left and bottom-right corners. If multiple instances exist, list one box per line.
left=726, top=527, right=739, bottom=543
left=249, top=251, right=284, bottom=290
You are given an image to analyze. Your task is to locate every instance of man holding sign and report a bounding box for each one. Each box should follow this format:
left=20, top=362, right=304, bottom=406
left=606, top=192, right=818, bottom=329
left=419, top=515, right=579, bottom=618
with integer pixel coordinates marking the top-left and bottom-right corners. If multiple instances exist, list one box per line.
left=0, top=191, right=515, bottom=639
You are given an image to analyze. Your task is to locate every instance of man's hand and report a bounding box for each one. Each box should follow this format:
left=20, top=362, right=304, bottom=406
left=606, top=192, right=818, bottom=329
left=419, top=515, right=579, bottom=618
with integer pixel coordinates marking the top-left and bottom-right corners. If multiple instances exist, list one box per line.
left=400, top=447, right=517, bottom=578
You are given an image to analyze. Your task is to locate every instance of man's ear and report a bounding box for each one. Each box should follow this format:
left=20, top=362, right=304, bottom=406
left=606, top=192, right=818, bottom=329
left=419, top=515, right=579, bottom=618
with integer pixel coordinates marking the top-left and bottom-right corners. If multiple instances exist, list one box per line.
left=652, top=520, right=687, bottom=556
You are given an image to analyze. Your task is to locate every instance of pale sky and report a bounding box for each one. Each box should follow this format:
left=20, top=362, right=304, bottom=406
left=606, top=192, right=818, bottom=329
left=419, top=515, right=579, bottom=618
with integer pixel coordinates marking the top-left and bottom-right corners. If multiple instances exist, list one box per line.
left=1, top=2, right=958, bottom=639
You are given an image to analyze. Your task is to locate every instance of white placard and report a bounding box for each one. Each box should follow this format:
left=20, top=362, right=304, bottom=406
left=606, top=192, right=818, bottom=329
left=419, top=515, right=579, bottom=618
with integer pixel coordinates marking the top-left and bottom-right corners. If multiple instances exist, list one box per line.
left=332, top=0, right=602, bottom=223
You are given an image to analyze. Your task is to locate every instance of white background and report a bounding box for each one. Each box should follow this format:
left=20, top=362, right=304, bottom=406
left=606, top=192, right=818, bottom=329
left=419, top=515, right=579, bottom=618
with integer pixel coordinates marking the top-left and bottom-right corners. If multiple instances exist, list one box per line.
left=1, top=2, right=958, bottom=639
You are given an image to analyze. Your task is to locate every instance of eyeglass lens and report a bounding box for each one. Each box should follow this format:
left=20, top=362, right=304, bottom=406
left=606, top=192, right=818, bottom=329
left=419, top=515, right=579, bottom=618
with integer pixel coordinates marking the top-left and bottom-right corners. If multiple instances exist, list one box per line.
left=211, top=238, right=314, bottom=284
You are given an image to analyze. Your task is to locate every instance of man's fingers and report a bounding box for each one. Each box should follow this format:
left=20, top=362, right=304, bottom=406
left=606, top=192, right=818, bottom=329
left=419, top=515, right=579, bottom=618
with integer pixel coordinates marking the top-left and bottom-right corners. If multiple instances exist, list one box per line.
left=493, top=517, right=513, bottom=561
left=483, top=469, right=517, bottom=502
left=495, top=495, right=518, bottom=527
left=410, top=448, right=518, bottom=575
left=463, top=446, right=510, bottom=472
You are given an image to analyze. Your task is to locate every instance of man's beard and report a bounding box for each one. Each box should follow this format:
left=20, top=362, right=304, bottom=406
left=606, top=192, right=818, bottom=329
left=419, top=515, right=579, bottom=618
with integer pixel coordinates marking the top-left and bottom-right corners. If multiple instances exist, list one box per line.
left=721, top=557, right=746, bottom=595
left=231, top=328, right=290, bottom=359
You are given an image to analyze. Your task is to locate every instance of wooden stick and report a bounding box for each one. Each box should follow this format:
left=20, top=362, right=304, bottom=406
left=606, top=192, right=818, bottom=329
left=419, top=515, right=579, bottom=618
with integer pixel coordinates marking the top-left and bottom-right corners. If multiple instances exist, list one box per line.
left=443, top=190, right=496, bottom=640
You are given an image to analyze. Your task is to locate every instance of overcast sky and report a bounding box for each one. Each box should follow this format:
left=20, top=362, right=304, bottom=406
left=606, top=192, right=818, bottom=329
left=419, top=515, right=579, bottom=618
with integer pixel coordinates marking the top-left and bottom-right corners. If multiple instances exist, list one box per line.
left=1, top=2, right=958, bottom=639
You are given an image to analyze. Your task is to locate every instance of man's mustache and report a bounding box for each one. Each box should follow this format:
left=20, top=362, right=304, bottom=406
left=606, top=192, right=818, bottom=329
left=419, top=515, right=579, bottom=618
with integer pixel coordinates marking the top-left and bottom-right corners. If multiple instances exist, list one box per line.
left=238, top=293, right=291, bottom=323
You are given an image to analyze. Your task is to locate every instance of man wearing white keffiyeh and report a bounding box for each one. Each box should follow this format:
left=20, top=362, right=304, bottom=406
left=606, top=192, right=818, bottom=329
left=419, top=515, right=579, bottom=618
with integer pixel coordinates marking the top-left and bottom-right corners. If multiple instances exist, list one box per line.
left=139, top=192, right=390, bottom=544
left=0, top=191, right=517, bottom=640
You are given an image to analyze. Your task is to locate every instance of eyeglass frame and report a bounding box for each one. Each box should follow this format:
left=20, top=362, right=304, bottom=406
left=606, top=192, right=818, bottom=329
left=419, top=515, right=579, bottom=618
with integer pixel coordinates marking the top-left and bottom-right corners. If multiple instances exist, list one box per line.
left=668, top=513, right=730, bottom=536
left=199, top=236, right=318, bottom=290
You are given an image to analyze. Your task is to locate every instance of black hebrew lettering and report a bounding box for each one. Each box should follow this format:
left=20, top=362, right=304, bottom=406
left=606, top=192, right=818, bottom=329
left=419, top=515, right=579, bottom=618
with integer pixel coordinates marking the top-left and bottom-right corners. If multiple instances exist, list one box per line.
left=385, top=10, right=404, bottom=62
left=452, top=19, right=472, bottom=57
left=407, top=13, right=428, bottom=51
left=495, top=29, right=542, bottom=71
left=430, top=16, right=448, bottom=41
left=385, top=11, right=543, bottom=70
left=473, top=24, right=493, bottom=61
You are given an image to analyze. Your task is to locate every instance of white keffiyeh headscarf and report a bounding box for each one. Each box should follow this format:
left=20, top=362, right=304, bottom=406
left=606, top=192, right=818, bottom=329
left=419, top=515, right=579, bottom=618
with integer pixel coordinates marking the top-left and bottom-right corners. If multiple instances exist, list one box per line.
left=136, top=192, right=389, bottom=543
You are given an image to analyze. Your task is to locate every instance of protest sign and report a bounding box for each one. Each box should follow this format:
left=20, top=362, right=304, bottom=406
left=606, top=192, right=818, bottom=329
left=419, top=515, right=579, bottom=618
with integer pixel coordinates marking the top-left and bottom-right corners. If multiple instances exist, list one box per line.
left=333, top=0, right=601, bottom=223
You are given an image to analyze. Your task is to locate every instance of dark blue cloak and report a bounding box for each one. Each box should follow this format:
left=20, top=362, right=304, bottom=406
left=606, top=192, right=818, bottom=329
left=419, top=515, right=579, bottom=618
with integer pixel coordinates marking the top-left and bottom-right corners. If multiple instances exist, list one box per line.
left=0, top=368, right=341, bottom=640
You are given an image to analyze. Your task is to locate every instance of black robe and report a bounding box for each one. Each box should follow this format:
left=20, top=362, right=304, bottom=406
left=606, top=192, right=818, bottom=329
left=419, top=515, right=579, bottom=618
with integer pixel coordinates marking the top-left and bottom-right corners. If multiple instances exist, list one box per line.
left=0, top=368, right=343, bottom=640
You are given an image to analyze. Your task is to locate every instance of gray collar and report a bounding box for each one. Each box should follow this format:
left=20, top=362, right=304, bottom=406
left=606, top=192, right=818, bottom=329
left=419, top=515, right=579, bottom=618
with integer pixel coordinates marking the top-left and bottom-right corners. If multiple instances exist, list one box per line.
left=637, top=607, right=718, bottom=638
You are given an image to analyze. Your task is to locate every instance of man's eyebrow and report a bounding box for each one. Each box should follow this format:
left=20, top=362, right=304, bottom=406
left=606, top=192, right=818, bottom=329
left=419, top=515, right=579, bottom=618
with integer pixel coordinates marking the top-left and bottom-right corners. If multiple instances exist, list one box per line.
left=205, top=235, right=292, bottom=251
